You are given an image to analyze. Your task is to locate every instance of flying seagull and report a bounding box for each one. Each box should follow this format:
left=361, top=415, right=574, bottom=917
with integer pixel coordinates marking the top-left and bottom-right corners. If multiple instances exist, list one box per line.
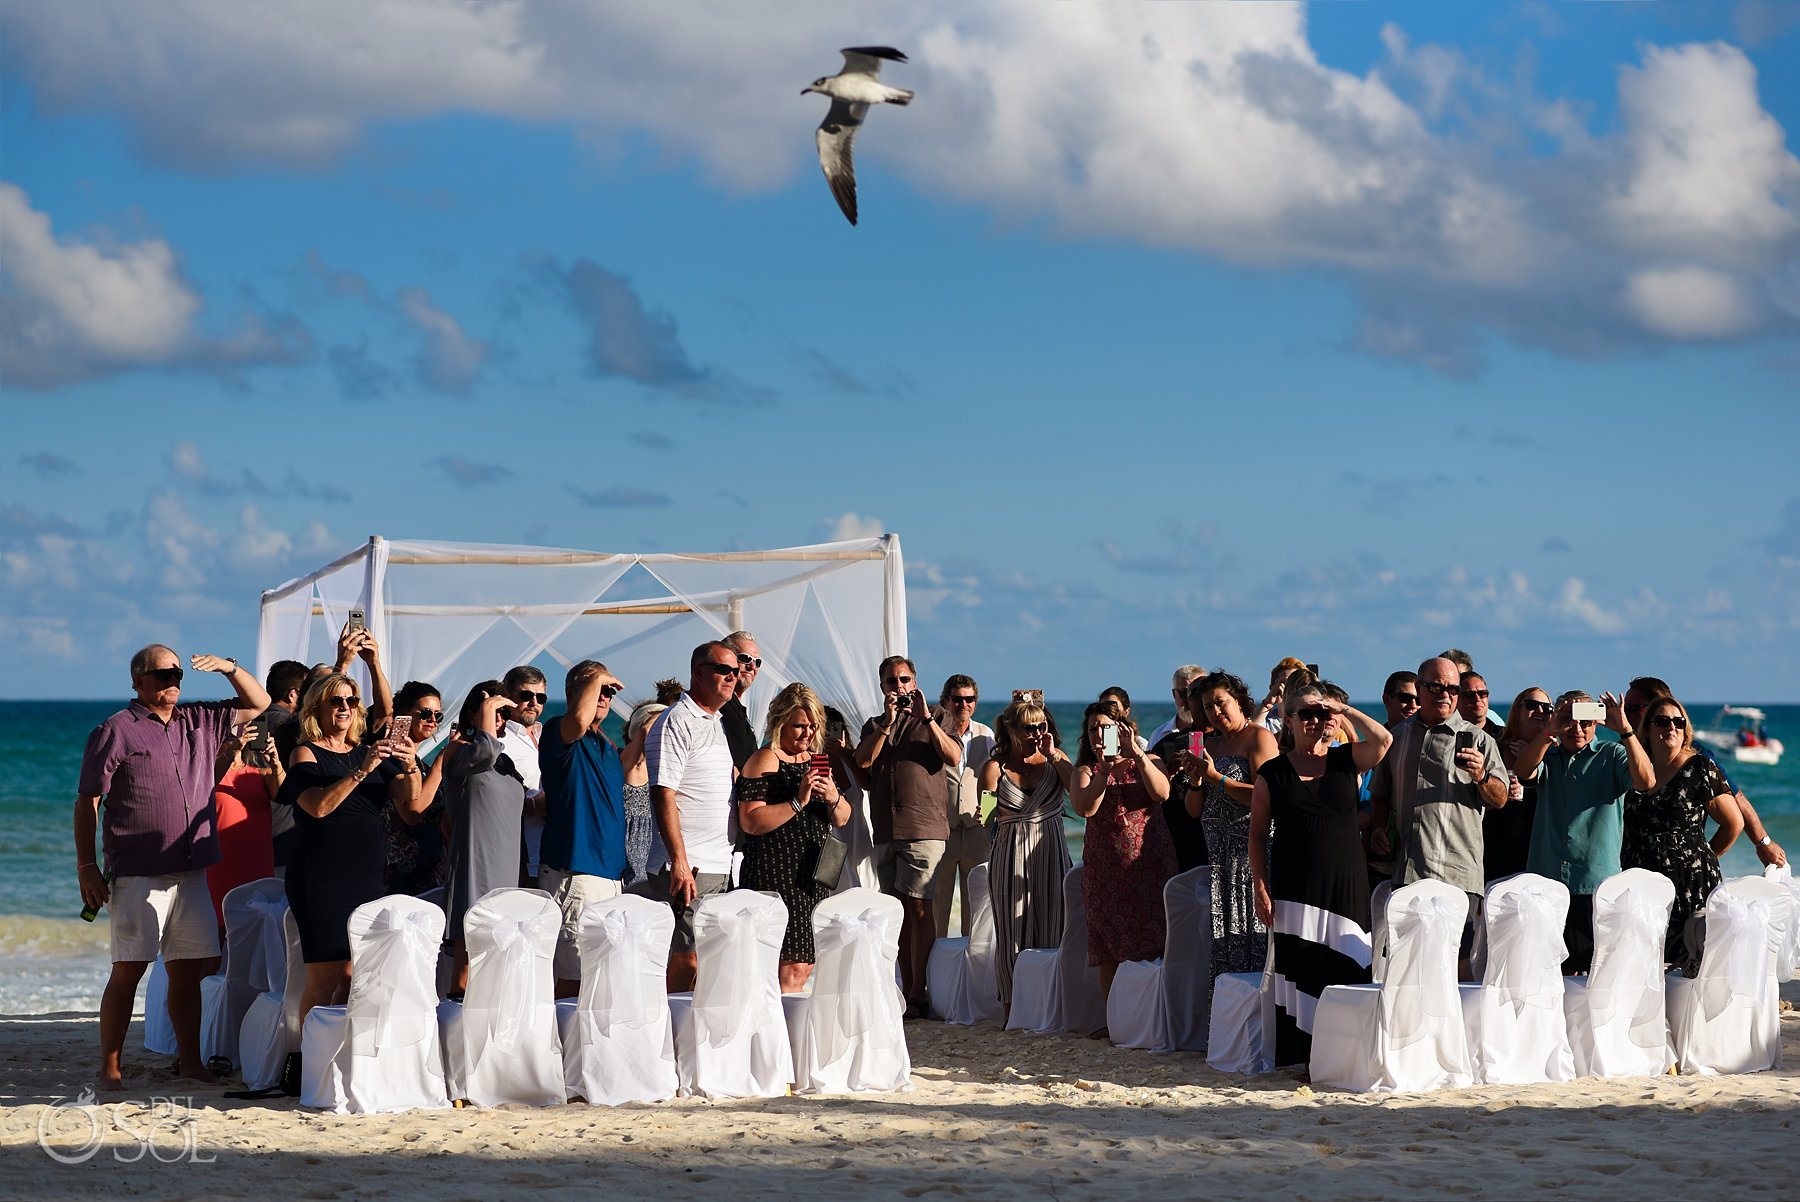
left=802, top=46, right=913, bottom=226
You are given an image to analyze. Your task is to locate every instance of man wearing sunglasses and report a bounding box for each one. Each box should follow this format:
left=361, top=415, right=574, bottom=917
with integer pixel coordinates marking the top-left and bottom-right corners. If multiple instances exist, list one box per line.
left=719, top=630, right=762, bottom=770
left=1457, top=671, right=1505, bottom=741
left=76, top=643, right=271, bottom=1090
left=931, top=674, right=995, bottom=940
left=1511, top=688, right=1656, bottom=972
left=856, top=655, right=963, bottom=1017
left=1368, top=656, right=1509, bottom=977
left=499, top=665, right=550, bottom=886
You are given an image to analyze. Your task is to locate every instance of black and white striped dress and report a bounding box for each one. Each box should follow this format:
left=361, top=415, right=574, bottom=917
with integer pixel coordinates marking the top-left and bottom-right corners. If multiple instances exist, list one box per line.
left=1260, top=744, right=1373, bottom=1068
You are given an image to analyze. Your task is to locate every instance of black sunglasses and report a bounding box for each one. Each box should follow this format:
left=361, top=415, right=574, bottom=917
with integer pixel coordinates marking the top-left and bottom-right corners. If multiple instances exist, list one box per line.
left=736, top=655, right=762, bottom=669
left=705, top=662, right=741, bottom=678
left=141, top=667, right=184, bottom=685
left=949, top=694, right=978, bottom=705
left=1018, top=722, right=1048, bottom=736
left=1650, top=714, right=1687, bottom=731
left=1292, top=706, right=1332, bottom=723
left=414, top=709, right=444, bottom=723
left=883, top=675, right=914, bottom=687
left=1421, top=681, right=1461, bottom=697
left=1521, top=700, right=1554, bottom=716
left=1462, top=689, right=1490, bottom=701
left=514, top=690, right=548, bottom=705
left=1388, top=692, right=1420, bottom=706
left=600, top=684, right=622, bottom=699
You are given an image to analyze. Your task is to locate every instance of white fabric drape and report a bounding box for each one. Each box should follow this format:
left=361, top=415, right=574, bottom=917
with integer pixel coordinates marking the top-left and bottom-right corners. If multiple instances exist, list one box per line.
left=562, top=895, right=677, bottom=1106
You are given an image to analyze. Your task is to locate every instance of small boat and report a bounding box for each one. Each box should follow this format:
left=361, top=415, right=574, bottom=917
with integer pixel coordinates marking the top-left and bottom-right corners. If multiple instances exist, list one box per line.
left=1694, top=705, right=1784, bottom=766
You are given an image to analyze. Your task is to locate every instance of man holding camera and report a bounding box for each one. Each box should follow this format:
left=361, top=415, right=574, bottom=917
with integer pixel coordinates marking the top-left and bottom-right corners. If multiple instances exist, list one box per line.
left=1511, top=688, right=1655, bottom=973
left=856, top=655, right=962, bottom=1018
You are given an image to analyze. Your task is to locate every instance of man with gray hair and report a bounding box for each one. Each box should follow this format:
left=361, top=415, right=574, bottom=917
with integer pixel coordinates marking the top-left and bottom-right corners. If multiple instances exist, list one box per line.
left=1144, top=664, right=1206, bottom=749
left=1511, top=687, right=1654, bottom=972
left=720, top=630, right=761, bottom=769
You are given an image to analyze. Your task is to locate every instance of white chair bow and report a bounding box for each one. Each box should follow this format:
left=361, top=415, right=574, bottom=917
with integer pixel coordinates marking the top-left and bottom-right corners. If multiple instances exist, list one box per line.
left=471, top=908, right=561, bottom=1055
left=1667, top=876, right=1790, bottom=1076
left=1382, top=890, right=1464, bottom=1049
left=349, top=907, right=442, bottom=1056
left=1465, top=874, right=1573, bottom=1085
left=584, top=906, right=668, bottom=1037
left=693, top=906, right=762, bottom=1049
left=559, top=894, right=677, bottom=1106
left=812, top=905, right=904, bottom=1068
left=1484, top=888, right=1567, bottom=1016
left=440, top=888, right=563, bottom=1108
left=669, top=890, right=791, bottom=1099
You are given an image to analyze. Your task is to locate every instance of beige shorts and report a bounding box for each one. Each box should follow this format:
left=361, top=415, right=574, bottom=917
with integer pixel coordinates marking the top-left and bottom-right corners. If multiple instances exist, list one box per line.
left=538, top=866, right=622, bottom=980
left=876, top=839, right=946, bottom=900
left=108, top=870, right=222, bottom=963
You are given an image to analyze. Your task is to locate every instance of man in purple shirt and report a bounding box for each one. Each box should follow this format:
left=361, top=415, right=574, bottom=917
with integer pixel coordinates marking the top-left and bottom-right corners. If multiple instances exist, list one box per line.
left=76, top=643, right=269, bottom=1089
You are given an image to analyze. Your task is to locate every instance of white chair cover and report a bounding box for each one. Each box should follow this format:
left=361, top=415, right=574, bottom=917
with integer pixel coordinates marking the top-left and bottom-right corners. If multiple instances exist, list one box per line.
left=789, top=889, right=912, bottom=1094
left=1206, top=966, right=1268, bottom=1073
left=1106, top=865, right=1211, bottom=1051
left=301, top=895, right=450, bottom=1114
left=238, top=906, right=305, bottom=1090
left=1765, top=864, right=1800, bottom=981
left=1466, top=874, right=1572, bottom=1084
left=1667, top=876, right=1791, bottom=1076
left=1368, top=881, right=1393, bottom=983
left=1561, top=868, right=1675, bottom=1079
left=438, top=888, right=563, bottom=1107
left=925, top=935, right=969, bottom=1021
left=141, top=957, right=179, bottom=1056
left=1005, top=864, right=1092, bottom=1034
left=1310, top=879, right=1472, bottom=1093
left=935, top=865, right=1003, bottom=1025
left=668, top=890, right=791, bottom=1099
left=200, top=879, right=289, bottom=1069
left=561, top=894, right=677, bottom=1105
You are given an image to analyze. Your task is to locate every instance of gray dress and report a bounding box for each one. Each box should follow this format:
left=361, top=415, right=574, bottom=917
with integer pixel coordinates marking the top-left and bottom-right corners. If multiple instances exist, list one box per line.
left=986, top=765, right=1071, bottom=1005
left=1202, top=753, right=1267, bottom=982
left=443, top=730, right=527, bottom=941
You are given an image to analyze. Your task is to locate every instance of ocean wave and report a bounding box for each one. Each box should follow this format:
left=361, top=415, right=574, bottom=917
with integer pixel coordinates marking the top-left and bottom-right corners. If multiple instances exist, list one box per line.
left=0, top=912, right=112, bottom=958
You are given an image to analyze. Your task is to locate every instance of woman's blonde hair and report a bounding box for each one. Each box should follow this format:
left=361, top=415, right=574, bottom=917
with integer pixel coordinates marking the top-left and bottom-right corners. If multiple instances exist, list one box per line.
left=1642, top=695, right=1696, bottom=753
left=992, top=700, right=1055, bottom=760
left=762, top=682, right=825, bottom=753
left=1497, top=686, right=1549, bottom=753
left=299, top=672, right=366, bottom=744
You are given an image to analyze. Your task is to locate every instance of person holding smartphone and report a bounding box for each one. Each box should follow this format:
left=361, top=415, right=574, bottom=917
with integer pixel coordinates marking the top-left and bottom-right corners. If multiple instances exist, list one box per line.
left=1069, top=699, right=1175, bottom=1035
left=737, top=682, right=850, bottom=993
left=979, top=698, right=1072, bottom=1018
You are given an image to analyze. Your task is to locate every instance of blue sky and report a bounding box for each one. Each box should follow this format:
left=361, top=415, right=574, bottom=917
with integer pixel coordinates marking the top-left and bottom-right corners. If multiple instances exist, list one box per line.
left=2, top=1, right=1797, bottom=704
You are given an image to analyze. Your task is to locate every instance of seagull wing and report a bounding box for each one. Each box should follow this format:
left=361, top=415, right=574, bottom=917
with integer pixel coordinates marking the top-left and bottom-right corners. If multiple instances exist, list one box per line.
left=816, top=98, right=867, bottom=225
left=840, top=46, right=907, bottom=78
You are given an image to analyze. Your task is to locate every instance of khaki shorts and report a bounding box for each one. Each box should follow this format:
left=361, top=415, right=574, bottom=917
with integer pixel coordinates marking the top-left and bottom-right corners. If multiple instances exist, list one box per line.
left=627, top=870, right=731, bottom=954
left=538, top=866, right=622, bottom=980
left=108, top=870, right=221, bottom=963
left=876, top=839, right=946, bottom=900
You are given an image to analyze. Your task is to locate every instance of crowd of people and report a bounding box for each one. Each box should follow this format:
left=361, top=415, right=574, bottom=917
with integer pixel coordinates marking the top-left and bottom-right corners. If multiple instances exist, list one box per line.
left=74, top=631, right=1788, bottom=1090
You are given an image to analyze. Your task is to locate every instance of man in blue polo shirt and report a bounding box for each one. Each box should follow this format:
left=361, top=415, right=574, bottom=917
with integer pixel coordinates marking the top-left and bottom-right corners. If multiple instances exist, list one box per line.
left=538, top=659, right=627, bottom=998
left=1512, top=688, right=1655, bottom=973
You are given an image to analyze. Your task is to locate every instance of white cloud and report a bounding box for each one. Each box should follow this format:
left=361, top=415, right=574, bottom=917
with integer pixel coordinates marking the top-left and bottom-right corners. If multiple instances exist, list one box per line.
left=826, top=512, right=885, bottom=541
left=169, top=440, right=209, bottom=480
left=1623, top=266, right=1761, bottom=339
left=0, top=181, right=309, bottom=388
left=397, top=286, right=488, bottom=394
left=3, top=4, right=1798, bottom=368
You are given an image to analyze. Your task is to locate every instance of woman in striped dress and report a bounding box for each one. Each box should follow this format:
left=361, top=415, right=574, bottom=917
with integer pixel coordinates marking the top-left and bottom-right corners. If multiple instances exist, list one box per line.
left=1249, top=683, right=1391, bottom=1069
left=980, top=700, right=1073, bottom=1017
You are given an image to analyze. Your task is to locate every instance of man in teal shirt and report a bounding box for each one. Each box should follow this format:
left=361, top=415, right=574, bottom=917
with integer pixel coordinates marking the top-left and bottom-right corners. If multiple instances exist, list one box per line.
left=1512, top=689, right=1655, bottom=973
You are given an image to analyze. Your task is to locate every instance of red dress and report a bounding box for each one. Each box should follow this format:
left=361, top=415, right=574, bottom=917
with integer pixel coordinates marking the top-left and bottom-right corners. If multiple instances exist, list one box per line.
left=206, top=765, right=275, bottom=925
left=1081, top=761, right=1178, bottom=965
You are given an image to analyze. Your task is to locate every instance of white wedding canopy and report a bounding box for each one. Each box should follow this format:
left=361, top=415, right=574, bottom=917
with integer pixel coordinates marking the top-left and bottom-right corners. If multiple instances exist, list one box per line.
left=257, top=535, right=907, bottom=733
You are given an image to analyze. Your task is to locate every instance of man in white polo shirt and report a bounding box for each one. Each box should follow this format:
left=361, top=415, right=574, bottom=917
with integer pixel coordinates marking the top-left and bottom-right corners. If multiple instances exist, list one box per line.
left=640, top=639, right=740, bottom=991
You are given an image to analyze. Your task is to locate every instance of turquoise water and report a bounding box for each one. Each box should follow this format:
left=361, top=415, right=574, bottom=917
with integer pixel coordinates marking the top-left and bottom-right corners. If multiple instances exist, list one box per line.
left=3, top=699, right=1795, bottom=1012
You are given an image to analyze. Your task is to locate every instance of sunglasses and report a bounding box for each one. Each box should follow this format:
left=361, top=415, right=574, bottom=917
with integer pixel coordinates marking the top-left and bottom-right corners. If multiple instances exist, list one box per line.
left=1521, top=700, right=1554, bottom=716
left=600, top=684, right=622, bottom=699
left=1018, top=722, right=1048, bottom=736
left=1650, top=715, right=1688, bottom=731
left=1462, top=689, right=1490, bottom=701
left=1388, top=693, right=1420, bottom=706
left=949, top=694, right=978, bottom=705
left=1420, top=681, right=1461, bottom=698
left=514, top=690, right=547, bottom=706
left=1624, top=702, right=1647, bottom=716
left=704, top=662, right=741, bottom=678
left=883, top=676, right=915, bottom=687
left=736, top=655, right=762, bottom=669
left=327, top=695, right=360, bottom=710
left=1292, top=706, right=1332, bottom=723
left=141, top=667, right=184, bottom=685
left=414, top=709, right=444, bottom=723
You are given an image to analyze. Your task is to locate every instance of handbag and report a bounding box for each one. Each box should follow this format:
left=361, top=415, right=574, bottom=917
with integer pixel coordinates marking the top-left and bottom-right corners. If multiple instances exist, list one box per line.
left=811, top=833, right=850, bottom=889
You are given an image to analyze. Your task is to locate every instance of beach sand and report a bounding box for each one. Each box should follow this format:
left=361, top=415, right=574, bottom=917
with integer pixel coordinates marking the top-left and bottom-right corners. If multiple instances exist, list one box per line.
left=3, top=985, right=1795, bottom=1200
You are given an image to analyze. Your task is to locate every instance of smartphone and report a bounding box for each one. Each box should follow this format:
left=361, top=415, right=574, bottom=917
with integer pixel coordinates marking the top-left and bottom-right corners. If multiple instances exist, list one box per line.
left=387, top=714, right=412, bottom=744
left=1570, top=700, right=1605, bottom=722
left=810, top=752, right=832, bottom=777
left=1012, top=689, right=1045, bottom=707
left=347, top=607, right=367, bottom=635
left=1101, top=725, right=1121, bottom=757
left=1453, top=728, right=1475, bottom=754
left=1188, top=731, right=1204, bottom=757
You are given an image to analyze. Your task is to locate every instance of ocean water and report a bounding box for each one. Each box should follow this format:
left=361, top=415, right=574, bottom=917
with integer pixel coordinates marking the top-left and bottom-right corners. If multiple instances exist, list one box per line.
left=3, top=699, right=1795, bottom=1013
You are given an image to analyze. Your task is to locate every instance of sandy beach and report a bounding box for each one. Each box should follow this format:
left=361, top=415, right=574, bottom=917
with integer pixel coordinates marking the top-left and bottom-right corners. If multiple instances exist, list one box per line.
left=2, top=983, right=1794, bottom=1200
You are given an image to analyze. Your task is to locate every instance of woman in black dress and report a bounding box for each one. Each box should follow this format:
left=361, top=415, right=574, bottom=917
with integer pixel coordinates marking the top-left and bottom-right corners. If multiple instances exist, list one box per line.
left=1621, top=695, right=1741, bottom=972
left=1249, top=683, right=1392, bottom=1070
left=282, top=672, right=424, bottom=1031
left=737, top=682, right=851, bottom=993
